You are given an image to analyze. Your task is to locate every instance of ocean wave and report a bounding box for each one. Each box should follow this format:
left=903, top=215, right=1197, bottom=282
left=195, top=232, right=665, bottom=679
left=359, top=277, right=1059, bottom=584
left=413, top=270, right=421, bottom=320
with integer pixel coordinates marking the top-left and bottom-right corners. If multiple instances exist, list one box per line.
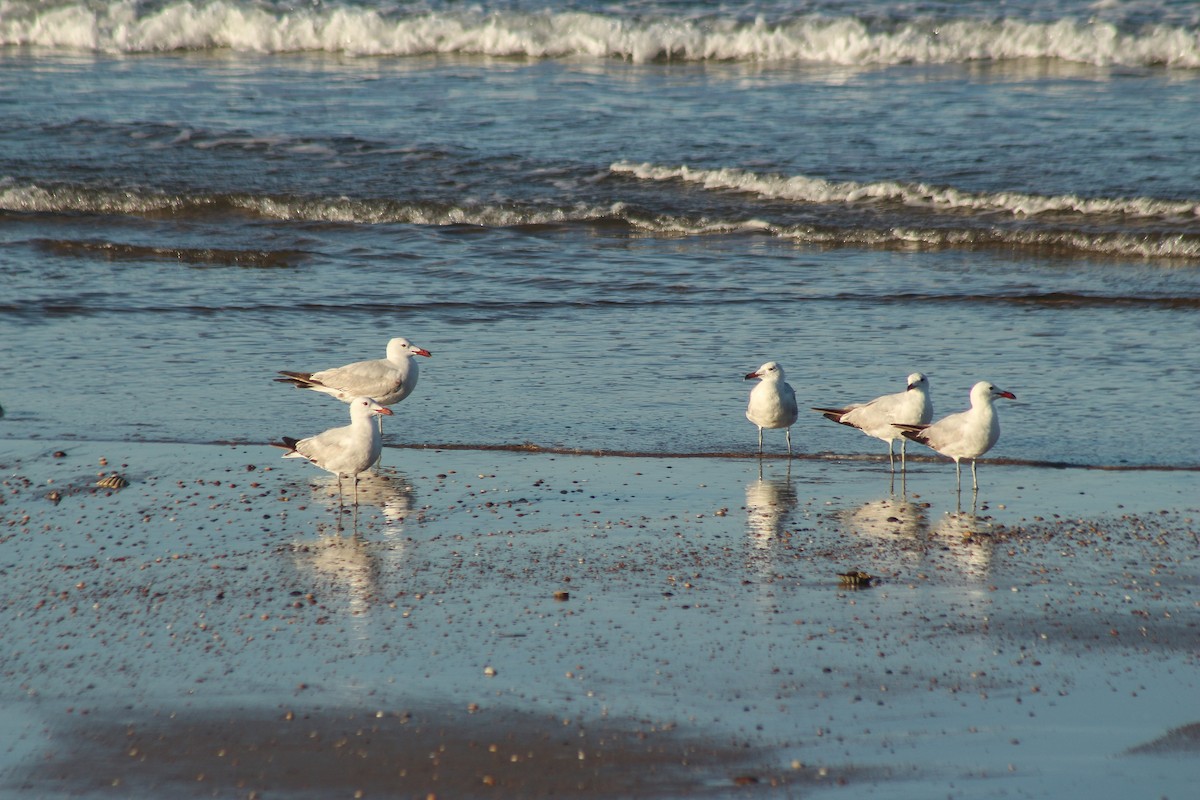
left=5, top=179, right=1199, bottom=260
left=610, top=161, right=1200, bottom=222
left=0, top=181, right=625, bottom=226
left=33, top=238, right=302, bottom=268
left=635, top=217, right=1200, bottom=260
left=0, top=2, right=1197, bottom=67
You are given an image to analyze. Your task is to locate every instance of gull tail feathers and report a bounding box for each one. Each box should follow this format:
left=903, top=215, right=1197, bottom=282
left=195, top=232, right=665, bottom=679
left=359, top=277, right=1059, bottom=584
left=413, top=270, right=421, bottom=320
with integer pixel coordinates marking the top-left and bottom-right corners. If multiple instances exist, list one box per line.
left=275, top=371, right=321, bottom=389
left=892, top=423, right=929, bottom=443
left=272, top=436, right=302, bottom=456
left=811, top=406, right=854, bottom=427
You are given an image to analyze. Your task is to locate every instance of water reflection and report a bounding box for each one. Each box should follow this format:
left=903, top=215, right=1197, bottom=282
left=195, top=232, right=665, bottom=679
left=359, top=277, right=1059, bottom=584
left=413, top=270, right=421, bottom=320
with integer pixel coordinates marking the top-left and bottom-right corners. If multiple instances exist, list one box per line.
left=743, top=463, right=798, bottom=609
left=843, top=493, right=928, bottom=539
left=297, top=525, right=382, bottom=619
left=838, top=490, right=930, bottom=576
left=311, top=470, right=416, bottom=527
left=291, top=470, right=416, bottom=625
left=745, top=463, right=797, bottom=548
left=930, top=510, right=997, bottom=582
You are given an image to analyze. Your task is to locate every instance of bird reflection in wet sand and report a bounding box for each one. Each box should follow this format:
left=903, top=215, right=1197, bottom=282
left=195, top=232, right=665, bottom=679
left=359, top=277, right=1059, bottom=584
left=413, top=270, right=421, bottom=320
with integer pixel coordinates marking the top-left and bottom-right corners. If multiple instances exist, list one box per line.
left=292, top=470, right=416, bottom=619
left=312, top=470, right=415, bottom=528
left=838, top=492, right=931, bottom=575
left=843, top=493, right=929, bottom=540
left=293, top=525, right=382, bottom=620
left=930, top=507, right=997, bottom=582
left=743, top=464, right=799, bottom=600
left=745, top=463, right=798, bottom=548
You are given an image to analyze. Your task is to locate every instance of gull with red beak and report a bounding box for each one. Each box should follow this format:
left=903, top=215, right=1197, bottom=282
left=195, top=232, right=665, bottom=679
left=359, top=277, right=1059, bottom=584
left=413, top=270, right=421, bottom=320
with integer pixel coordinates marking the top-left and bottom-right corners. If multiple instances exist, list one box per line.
left=276, top=336, right=432, bottom=421
left=745, top=361, right=799, bottom=456
left=812, top=372, right=932, bottom=472
left=894, top=381, right=1016, bottom=492
left=274, top=396, right=393, bottom=505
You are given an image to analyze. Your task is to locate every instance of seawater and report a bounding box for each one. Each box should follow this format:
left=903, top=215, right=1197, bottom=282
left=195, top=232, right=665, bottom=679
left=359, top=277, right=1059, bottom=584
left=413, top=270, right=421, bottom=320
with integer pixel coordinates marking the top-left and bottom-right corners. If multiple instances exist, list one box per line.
left=1, top=0, right=1199, bottom=468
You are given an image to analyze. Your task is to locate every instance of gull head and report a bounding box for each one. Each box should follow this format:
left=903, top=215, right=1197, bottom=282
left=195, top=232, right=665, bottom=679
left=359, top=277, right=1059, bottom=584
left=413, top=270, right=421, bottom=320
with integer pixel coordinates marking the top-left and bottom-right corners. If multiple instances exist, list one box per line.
left=745, top=361, right=785, bottom=382
left=388, top=337, right=432, bottom=360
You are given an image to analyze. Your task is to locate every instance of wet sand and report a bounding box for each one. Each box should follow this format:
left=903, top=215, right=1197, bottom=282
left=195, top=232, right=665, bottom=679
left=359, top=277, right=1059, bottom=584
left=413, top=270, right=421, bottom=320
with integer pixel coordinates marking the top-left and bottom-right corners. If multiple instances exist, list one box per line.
left=1, top=439, right=1197, bottom=799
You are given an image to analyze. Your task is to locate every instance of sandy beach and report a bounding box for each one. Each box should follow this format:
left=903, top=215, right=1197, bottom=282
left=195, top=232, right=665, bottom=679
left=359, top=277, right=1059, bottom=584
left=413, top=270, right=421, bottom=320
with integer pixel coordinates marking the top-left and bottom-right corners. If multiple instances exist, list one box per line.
left=1, top=438, right=1196, bottom=799
left=4, top=1, right=1200, bottom=797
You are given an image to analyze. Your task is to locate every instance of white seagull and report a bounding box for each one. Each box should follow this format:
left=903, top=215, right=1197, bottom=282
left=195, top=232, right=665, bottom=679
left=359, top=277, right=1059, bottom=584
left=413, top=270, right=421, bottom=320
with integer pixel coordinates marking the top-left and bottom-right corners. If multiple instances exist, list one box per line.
left=812, top=372, right=933, bottom=471
left=893, top=381, right=1015, bottom=492
left=745, top=361, right=799, bottom=455
left=276, top=336, right=431, bottom=414
left=273, top=396, right=393, bottom=503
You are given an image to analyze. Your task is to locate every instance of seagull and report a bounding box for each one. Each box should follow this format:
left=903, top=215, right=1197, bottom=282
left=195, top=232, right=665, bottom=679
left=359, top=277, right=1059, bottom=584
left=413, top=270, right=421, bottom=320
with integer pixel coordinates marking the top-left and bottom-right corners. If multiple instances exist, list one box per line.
left=812, top=372, right=933, bottom=471
left=276, top=336, right=432, bottom=418
left=273, top=396, right=393, bottom=504
left=745, top=361, right=799, bottom=455
left=893, top=381, right=1015, bottom=492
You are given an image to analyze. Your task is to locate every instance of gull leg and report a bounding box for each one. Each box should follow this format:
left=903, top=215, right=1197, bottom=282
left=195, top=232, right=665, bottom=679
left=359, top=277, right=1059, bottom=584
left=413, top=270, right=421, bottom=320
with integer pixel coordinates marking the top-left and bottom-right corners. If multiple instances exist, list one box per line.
left=900, top=439, right=907, bottom=472
left=758, top=427, right=764, bottom=454
left=955, top=460, right=962, bottom=494
left=785, top=427, right=792, bottom=456
left=376, top=416, right=385, bottom=467
left=353, top=476, right=361, bottom=532
left=336, top=475, right=345, bottom=533
left=971, top=460, right=979, bottom=492
left=888, top=440, right=896, bottom=473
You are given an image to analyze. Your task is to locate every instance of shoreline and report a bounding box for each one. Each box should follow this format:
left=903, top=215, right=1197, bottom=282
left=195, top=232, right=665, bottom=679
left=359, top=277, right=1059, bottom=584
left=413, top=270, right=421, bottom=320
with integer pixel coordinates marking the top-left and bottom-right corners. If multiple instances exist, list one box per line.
left=2, top=438, right=1197, bottom=798
left=11, top=434, right=1200, bottom=471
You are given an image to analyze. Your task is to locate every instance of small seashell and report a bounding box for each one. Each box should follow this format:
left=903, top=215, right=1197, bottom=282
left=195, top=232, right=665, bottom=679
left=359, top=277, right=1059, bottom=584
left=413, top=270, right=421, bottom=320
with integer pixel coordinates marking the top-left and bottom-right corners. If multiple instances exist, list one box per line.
left=483, top=666, right=497, bottom=677
left=553, top=590, right=570, bottom=601
left=46, top=490, right=62, bottom=504
left=838, top=570, right=876, bottom=587
left=96, top=474, right=129, bottom=489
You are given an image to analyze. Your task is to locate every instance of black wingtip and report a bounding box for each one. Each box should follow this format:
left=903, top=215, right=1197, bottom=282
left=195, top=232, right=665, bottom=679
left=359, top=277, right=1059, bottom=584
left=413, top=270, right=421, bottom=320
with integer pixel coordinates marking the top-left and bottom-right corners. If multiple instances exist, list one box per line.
left=812, top=407, right=856, bottom=426
left=892, top=423, right=927, bottom=442
left=271, top=436, right=300, bottom=453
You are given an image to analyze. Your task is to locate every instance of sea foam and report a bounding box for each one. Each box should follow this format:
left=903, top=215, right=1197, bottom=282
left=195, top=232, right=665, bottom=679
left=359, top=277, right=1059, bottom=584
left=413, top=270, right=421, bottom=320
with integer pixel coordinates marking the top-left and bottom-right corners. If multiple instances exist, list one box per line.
left=1, top=2, right=1197, bottom=67
left=610, top=161, right=1200, bottom=222
left=4, top=178, right=1198, bottom=260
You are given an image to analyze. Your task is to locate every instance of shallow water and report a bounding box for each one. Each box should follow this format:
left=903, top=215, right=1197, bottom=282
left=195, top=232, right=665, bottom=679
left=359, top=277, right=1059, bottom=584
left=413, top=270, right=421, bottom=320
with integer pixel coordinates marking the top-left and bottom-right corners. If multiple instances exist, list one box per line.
left=0, top=441, right=1196, bottom=798
left=2, top=1, right=1200, bottom=469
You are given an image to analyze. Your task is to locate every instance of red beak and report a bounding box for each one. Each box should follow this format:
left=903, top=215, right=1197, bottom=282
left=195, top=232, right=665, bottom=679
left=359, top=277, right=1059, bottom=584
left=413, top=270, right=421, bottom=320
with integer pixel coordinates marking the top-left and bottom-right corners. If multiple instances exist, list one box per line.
left=376, top=407, right=394, bottom=415
left=998, top=391, right=1016, bottom=400
left=744, top=371, right=760, bottom=380
left=414, top=348, right=432, bottom=358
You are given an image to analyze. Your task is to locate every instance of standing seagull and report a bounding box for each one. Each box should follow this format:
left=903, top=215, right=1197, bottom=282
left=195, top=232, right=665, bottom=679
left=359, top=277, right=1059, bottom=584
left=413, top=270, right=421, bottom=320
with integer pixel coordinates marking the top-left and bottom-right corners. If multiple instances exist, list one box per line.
left=745, top=361, right=799, bottom=455
left=893, top=381, right=1015, bottom=492
left=276, top=336, right=432, bottom=423
left=812, top=372, right=933, bottom=472
left=273, top=396, right=393, bottom=505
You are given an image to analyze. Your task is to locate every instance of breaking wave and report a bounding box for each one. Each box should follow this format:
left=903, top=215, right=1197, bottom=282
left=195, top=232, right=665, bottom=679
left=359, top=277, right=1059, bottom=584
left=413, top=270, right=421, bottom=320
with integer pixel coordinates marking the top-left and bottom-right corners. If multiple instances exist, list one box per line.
left=610, top=161, right=1200, bottom=222
left=1, top=1, right=1198, bottom=67
left=5, top=178, right=1200, bottom=260
left=0, top=181, right=625, bottom=227
left=610, top=161, right=1200, bottom=259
